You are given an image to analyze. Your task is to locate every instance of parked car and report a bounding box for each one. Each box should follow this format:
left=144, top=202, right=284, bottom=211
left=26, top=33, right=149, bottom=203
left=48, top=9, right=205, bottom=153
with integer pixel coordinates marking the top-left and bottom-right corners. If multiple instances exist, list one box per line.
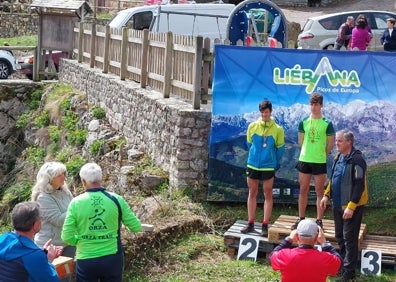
left=109, top=3, right=235, bottom=46
left=0, top=49, right=17, bottom=79
left=297, top=10, right=396, bottom=50
left=18, top=51, right=67, bottom=80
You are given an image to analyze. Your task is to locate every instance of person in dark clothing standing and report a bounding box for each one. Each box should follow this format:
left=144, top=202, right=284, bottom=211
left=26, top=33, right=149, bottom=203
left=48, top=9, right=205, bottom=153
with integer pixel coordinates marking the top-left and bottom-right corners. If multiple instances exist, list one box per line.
left=334, top=16, right=354, bottom=50
left=320, top=129, right=368, bottom=282
left=381, top=17, right=396, bottom=51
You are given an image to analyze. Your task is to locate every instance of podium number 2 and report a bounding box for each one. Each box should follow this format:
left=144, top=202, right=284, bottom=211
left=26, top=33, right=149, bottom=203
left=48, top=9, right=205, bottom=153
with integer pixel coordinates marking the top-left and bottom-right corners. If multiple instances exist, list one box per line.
left=361, top=249, right=381, bottom=275
left=237, top=235, right=259, bottom=261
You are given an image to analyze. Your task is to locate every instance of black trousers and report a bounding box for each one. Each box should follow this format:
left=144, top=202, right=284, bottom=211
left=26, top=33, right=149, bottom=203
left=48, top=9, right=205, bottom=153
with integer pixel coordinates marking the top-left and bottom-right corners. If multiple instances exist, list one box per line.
left=333, top=206, right=364, bottom=276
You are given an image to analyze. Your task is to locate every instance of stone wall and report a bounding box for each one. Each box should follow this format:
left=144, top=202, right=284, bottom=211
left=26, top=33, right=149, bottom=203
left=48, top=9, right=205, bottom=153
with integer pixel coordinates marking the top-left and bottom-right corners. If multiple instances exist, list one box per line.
left=0, top=13, right=38, bottom=38
left=59, top=60, right=211, bottom=198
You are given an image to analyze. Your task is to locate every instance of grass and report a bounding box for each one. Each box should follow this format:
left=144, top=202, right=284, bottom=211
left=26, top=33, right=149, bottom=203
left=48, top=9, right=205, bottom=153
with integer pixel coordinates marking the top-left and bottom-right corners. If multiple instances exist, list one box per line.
left=0, top=35, right=37, bottom=47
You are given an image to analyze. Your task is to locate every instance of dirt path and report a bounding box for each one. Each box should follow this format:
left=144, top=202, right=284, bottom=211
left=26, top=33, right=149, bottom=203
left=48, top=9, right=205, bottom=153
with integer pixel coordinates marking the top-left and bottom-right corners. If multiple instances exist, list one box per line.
left=282, top=0, right=396, bottom=26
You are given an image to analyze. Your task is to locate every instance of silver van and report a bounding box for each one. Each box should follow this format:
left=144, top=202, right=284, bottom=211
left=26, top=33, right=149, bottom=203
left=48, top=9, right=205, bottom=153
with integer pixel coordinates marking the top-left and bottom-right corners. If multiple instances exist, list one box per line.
left=109, top=3, right=235, bottom=43
left=297, top=10, right=396, bottom=50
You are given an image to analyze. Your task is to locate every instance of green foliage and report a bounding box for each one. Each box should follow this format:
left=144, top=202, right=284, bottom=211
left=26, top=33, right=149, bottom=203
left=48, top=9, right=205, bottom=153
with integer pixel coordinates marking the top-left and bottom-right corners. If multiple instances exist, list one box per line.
left=65, top=155, right=87, bottom=179
left=90, top=139, right=104, bottom=155
left=48, top=125, right=61, bottom=143
left=91, top=107, right=106, bottom=119
left=115, top=136, right=126, bottom=150
left=62, top=110, right=79, bottom=130
left=34, top=110, right=50, bottom=128
left=59, top=98, right=71, bottom=112
left=15, top=112, right=31, bottom=128
left=157, top=182, right=168, bottom=193
left=0, top=35, right=37, bottom=47
left=96, top=13, right=113, bottom=19
left=25, top=146, right=45, bottom=166
left=55, top=146, right=72, bottom=163
left=0, top=181, right=32, bottom=207
left=67, top=129, right=87, bottom=146
left=28, top=88, right=44, bottom=110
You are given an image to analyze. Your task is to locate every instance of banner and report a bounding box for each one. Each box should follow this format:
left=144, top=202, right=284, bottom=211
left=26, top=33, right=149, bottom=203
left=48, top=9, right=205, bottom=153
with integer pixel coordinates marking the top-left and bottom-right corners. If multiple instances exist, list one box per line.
left=208, top=45, right=396, bottom=207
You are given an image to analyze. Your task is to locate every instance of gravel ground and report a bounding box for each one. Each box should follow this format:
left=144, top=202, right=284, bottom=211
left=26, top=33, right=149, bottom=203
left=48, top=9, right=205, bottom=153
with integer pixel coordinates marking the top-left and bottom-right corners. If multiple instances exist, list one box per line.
left=282, top=0, right=396, bottom=26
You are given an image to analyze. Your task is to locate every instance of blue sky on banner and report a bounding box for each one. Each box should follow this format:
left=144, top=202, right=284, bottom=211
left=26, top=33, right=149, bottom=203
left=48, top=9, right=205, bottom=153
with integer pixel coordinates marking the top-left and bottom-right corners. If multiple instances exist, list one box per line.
left=212, top=45, right=396, bottom=115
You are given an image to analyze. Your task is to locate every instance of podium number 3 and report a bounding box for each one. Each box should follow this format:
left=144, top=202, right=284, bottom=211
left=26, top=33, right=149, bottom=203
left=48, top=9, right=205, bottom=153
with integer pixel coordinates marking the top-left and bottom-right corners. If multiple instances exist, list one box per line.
left=361, top=249, right=381, bottom=275
left=237, top=235, right=259, bottom=261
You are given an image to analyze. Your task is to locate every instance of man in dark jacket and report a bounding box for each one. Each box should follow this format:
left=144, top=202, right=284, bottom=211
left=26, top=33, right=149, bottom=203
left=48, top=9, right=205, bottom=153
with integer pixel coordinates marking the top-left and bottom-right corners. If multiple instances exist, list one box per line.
left=334, top=16, right=354, bottom=50
left=381, top=17, right=396, bottom=51
left=320, top=129, right=368, bottom=282
left=0, top=201, right=62, bottom=282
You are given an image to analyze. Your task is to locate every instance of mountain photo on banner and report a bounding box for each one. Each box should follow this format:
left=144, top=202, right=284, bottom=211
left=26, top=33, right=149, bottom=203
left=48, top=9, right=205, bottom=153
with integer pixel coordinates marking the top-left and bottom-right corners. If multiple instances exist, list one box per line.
left=208, top=45, right=396, bottom=207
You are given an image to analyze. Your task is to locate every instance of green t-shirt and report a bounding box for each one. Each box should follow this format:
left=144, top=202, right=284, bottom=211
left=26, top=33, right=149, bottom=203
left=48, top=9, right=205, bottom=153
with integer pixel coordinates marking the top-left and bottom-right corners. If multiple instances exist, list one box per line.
left=61, top=189, right=142, bottom=260
left=298, top=116, right=335, bottom=163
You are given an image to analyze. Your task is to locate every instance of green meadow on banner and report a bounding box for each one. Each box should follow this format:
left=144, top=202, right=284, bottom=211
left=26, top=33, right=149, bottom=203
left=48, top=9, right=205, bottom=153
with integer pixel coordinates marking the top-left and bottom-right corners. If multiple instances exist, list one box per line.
left=208, top=46, right=396, bottom=207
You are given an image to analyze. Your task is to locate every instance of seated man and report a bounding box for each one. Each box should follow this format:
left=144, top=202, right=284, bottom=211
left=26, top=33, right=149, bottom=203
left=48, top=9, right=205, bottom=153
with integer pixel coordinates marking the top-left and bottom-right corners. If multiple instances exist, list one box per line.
left=0, top=201, right=62, bottom=282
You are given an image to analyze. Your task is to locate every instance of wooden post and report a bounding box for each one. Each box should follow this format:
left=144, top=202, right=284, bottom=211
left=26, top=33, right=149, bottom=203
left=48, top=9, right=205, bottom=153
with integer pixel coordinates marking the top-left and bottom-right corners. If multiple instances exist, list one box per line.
left=140, top=29, right=149, bottom=88
left=33, top=47, right=39, bottom=82
left=201, top=38, right=211, bottom=104
left=103, top=25, right=110, bottom=73
left=90, top=23, right=96, bottom=68
left=78, top=22, right=84, bottom=63
left=120, top=27, right=128, bottom=81
left=163, top=31, right=173, bottom=98
left=192, top=36, right=203, bottom=110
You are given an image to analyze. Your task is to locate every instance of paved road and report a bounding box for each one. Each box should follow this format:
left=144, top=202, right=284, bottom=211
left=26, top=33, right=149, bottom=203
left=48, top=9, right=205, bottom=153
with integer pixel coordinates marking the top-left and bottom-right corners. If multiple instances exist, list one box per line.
left=282, top=0, right=396, bottom=27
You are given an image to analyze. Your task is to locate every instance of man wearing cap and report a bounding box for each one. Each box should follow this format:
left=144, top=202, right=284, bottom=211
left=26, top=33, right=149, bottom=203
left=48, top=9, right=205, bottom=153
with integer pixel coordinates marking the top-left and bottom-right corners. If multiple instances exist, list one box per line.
left=320, top=129, right=368, bottom=281
left=381, top=17, right=396, bottom=51
left=334, top=16, right=354, bottom=50
left=270, top=219, right=342, bottom=282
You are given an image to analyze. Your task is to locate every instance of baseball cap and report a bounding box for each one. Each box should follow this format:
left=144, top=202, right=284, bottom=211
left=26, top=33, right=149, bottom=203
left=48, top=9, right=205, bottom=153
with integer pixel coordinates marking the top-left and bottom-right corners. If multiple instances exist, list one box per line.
left=297, top=219, right=318, bottom=238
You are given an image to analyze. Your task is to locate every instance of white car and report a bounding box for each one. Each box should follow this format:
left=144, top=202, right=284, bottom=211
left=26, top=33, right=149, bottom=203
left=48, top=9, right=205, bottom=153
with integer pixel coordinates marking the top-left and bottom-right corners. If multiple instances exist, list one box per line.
left=0, top=49, right=17, bottom=79
left=297, top=10, right=396, bottom=50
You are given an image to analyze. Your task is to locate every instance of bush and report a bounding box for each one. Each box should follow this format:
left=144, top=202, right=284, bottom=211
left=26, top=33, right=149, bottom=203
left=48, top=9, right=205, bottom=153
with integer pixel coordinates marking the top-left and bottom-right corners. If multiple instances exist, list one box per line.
left=67, top=129, right=87, bottom=146
left=48, top=125, right=61, bottom=143
left=91, top=107, right=106, bottom=119
left=28, top=88, right=44, bottom=110
left=90, top=139, right=104, bottom=155
left=25, top=146, right=45, bottom=166
left=62, top=110, right=78, bottom=131
left=34, top=110, right=50, bottom=128
left=15, top=112, right=31, bottom=128
left=66, top=155, right=87, bottom=179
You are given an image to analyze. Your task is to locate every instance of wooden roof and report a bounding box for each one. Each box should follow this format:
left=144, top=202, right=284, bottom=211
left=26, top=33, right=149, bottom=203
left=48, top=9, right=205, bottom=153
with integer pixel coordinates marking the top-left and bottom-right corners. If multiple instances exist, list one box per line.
left=31, top=0, right=92, bottom=13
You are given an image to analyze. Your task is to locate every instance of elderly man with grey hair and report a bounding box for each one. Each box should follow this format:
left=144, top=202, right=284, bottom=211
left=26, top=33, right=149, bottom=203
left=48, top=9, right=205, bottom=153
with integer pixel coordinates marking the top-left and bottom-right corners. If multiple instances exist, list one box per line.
left=321, top=129, right=368, bottom=281
left=270, top=219, right=342, bottom=282
left=61, top=162, right=142, bottom=282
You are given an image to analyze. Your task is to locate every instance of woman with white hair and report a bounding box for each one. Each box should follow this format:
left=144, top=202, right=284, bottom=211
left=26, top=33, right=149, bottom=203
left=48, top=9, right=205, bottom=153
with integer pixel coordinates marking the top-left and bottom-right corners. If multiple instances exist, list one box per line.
left=31, top=161, right=75, bottom=281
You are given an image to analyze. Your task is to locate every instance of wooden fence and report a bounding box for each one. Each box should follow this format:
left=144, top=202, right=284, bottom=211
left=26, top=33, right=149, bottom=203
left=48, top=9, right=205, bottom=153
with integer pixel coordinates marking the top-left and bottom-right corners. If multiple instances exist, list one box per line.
left=73, top=22, right=225, bottom=109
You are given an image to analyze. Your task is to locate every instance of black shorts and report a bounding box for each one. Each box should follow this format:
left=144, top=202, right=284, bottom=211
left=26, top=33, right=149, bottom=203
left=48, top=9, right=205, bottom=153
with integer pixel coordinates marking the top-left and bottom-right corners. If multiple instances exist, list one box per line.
left=295, top=161, right=327, bottom=175
left=246, top=167, right=275, bottom=180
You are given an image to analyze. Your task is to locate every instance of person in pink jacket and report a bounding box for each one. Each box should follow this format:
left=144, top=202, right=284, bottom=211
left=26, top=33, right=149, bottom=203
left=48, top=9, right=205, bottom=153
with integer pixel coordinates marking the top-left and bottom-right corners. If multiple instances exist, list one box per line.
left=350, top=18, right=371, bottom=50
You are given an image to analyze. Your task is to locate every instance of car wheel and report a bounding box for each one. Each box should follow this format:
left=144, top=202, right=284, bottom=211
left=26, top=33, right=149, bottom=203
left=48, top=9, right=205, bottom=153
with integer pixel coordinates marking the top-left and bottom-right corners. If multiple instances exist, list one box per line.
left=324, top=44, right=334, bottom=50
left=0, top=60, right=11, bottom=79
